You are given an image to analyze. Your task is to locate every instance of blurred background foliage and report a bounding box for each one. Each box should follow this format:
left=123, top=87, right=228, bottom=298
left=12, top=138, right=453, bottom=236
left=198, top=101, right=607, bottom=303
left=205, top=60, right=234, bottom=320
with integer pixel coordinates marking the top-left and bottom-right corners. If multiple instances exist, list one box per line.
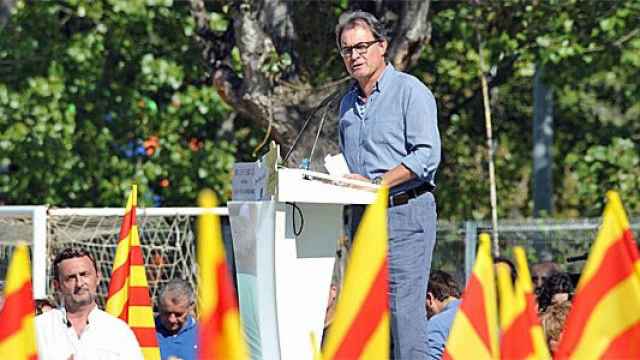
left=0, top=0, right=263, bottom=206
left=0, top=0, right=638, bottom=220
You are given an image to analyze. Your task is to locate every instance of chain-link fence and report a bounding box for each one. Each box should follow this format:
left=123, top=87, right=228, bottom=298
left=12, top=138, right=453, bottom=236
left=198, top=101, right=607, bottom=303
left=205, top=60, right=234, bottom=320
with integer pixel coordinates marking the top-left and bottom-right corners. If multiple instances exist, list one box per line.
left=432, top=218, right=640, bottom=286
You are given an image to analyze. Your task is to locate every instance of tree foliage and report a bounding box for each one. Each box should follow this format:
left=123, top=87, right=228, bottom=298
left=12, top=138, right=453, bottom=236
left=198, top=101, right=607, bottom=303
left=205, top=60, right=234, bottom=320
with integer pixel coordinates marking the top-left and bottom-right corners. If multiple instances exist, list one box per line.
left=0, top=0, right=263, bottom=206
left=1, top=0, right=638, bottom=220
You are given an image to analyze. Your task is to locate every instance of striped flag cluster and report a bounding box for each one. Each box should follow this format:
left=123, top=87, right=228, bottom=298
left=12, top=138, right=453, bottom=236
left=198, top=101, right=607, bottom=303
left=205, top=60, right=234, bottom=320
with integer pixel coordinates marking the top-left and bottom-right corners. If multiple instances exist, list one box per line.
left=105, top=185, right=160, bottom=359
left=444, top=233, right=499, bottom=360
left=443, top=191, right=639, bottom=359
left=557, top=191, right=640, bottom=358
left=197, top=189, right=248, bottom=359
left=496, top=247, right=549, bottom=359
left=0, top=244, right=38, bottom=360
left=322, top=186, right=390, bottom=360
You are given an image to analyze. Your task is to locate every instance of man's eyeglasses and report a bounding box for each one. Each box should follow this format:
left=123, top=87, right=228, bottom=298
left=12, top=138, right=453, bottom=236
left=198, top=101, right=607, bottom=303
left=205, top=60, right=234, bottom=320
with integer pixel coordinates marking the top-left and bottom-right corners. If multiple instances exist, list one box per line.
left=340, top=40, right=380, bottom=58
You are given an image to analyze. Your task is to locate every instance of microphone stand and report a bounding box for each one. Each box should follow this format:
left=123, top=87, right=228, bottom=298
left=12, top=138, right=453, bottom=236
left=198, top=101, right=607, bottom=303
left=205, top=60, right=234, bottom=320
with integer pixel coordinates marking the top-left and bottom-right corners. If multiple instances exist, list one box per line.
left=282, top=90, right=343, bottom=169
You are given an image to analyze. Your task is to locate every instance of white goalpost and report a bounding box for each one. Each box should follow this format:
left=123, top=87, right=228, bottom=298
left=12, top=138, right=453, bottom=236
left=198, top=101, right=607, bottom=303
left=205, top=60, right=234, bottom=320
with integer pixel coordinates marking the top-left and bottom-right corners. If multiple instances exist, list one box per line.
left=0, top=206, right=48, bottom=298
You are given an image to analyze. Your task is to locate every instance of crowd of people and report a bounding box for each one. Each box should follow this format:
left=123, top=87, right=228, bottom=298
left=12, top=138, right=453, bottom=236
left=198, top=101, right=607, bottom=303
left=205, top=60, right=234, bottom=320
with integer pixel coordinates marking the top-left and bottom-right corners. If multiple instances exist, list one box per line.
left=32, top=247, right=576, bottom=360
left=421, top=260, right=575, bottom=359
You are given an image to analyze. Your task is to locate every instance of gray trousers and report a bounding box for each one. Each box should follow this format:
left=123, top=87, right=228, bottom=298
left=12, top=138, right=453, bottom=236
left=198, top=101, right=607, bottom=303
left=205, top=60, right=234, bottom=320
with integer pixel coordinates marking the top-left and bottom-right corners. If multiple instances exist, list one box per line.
left=349, top=191, right=437, bottom=360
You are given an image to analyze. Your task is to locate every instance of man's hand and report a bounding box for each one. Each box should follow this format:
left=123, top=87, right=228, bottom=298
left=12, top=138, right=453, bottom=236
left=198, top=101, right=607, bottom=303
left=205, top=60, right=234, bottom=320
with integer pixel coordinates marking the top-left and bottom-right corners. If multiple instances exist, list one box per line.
left=341, top=173, right=377, bottom=190
left=344, top=173, right=370, bottom=182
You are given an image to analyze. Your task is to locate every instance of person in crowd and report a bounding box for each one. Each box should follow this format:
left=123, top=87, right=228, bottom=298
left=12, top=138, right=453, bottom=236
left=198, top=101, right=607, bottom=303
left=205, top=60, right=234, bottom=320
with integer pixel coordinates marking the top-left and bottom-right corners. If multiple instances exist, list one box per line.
left=531, top=260, right=561, bottom=291
left=35, top=247, right=143, bottom=359
left=155, top=279, right=198, bottom=360
left=425, top=270, right=461, bottom=360
left=35, top=296, right=57, bottom=315
left=335, top=10, right=441, bottom=359
left=537, top=271, right=574, bottom=313
left=541, top=300, right=572, bottom=355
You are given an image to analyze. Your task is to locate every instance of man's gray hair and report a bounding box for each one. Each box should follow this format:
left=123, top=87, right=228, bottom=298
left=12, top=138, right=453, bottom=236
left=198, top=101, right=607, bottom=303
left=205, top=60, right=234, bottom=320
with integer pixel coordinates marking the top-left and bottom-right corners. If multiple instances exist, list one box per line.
left=335, top=10, right=388, bottom=49
left=159, top=278, right=195, bottom=307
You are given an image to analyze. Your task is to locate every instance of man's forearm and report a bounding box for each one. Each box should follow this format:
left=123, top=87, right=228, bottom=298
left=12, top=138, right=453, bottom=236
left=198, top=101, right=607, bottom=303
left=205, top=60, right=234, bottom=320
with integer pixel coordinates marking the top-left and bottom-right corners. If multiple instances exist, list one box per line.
left=378, top=164, right=416, bottom=188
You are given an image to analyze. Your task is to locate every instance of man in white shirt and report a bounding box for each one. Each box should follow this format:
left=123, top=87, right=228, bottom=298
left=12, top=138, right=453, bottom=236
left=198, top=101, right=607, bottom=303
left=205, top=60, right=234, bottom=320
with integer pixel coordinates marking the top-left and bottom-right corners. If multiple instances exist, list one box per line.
left=36, top=247, right=143, bottom=360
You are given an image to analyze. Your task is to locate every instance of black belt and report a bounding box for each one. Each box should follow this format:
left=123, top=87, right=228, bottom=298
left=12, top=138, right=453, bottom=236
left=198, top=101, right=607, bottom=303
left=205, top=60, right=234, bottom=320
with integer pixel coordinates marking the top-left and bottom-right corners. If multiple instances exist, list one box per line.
left=389, top=183, right=434, bottom=208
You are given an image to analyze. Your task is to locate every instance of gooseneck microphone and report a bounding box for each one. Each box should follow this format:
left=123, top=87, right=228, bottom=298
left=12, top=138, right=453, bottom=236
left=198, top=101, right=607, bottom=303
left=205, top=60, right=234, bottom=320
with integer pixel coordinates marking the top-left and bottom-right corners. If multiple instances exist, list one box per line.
left=282, top=90, right=344, bottom=169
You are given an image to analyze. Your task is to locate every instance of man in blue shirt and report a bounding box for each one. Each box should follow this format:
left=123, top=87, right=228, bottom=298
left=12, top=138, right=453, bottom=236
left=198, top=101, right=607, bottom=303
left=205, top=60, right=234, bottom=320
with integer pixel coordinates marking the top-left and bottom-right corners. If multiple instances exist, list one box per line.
left=155, top=279, right=198, bottom=360
left=335, top=10, right=441, bottom=360
left=425, top=271, right=461, bottom=360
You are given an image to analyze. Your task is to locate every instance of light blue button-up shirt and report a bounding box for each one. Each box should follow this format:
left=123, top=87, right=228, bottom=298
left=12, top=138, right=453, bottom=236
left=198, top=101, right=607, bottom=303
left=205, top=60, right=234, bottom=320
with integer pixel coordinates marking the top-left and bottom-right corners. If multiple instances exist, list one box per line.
left=426, top=299, right=460, bottom=360
left=338, top=64, right=441, bottom=194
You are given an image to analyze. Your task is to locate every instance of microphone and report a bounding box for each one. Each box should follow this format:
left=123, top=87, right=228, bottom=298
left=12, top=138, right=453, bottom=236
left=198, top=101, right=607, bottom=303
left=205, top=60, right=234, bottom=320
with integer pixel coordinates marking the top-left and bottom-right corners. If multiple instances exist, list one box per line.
left=566, top=253, right=588, bottom=263
left=282, top=90, right=343, bottom=169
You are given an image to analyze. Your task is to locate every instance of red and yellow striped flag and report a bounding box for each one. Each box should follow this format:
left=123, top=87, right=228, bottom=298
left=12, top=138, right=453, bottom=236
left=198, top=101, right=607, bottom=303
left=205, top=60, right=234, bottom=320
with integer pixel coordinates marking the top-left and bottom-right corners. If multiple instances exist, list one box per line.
left=106, top=185, right=160, bottom=359
left=497, top=247, right=549, bottom=359
left=444, top=233, right=499, bottom=360
left=197, top=189, right=248, bottom=359
left=556, top=191, right=640, bottom=359
left=0, top=244, right=38, bottom=360
left=322, top=187, right=390, bottom=360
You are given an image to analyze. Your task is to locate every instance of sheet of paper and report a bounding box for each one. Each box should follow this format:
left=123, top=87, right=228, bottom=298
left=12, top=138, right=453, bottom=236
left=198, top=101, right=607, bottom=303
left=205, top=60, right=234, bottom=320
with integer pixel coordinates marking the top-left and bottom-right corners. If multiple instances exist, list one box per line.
left=324, top=153, right=350, bottom=177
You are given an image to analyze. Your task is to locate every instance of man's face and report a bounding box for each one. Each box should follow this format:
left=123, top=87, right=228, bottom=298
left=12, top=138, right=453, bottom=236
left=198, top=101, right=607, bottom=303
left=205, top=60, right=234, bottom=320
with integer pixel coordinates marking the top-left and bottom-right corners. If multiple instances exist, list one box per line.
left=159, top=296, right=192, bottom=334
left=531, top=264, right=553, bottom=289
left=340, top=24, right=387, bottom=82
left=54, top=256, right=100, bottom=310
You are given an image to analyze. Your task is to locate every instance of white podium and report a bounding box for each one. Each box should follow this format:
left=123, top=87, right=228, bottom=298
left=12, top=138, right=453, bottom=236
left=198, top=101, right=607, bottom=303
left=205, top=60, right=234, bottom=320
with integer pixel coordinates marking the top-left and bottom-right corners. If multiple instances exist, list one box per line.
left=229, top=168, right=376, bottom=359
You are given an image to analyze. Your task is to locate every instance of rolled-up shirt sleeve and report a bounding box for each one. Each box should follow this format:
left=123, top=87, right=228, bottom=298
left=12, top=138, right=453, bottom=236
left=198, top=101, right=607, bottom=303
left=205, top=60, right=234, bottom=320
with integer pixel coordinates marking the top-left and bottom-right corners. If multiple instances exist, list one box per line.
left=400, top=82, right=441, bottom=184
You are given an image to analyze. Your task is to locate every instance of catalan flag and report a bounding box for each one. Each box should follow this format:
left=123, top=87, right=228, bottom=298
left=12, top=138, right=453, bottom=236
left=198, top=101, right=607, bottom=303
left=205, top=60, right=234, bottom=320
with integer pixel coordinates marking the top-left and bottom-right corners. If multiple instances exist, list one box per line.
left=556, top=191, right=640, bottom=359
left=105, top=185, right=160, bottom=359
left=197, top=189, right=248, bottom=359
left=0, top=244, right=38, bottom=360
left=497, top=247, right=549, bottom=359
left=444, top=233, right=499, bottom=360
left=322, top=187, right=389, bottom=360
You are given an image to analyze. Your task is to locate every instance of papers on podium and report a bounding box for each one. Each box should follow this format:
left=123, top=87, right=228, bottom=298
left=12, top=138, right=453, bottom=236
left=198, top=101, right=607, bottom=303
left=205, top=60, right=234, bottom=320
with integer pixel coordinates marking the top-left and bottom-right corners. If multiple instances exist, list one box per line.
left=324, top=153, right=350, bottom=177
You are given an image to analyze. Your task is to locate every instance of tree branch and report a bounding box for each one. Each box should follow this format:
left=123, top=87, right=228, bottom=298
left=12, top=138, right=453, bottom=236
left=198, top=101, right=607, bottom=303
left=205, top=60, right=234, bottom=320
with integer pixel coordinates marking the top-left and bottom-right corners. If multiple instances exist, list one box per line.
left=257, top=0, right=296, bottom=57
left=388, top=0, right=432, bottom=71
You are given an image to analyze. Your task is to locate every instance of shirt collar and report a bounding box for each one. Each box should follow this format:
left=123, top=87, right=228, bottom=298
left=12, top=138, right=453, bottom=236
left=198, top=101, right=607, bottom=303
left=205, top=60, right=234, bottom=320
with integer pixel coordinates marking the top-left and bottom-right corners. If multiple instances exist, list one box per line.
left=156, top=315, right=196, bottom=336
left=59, top=304, right=99, bottom=327
left=350, top=63, right=394, bottom=97
left=442, top=298, right=460, bottom=312
left=376, top=63, right=394, bottom=92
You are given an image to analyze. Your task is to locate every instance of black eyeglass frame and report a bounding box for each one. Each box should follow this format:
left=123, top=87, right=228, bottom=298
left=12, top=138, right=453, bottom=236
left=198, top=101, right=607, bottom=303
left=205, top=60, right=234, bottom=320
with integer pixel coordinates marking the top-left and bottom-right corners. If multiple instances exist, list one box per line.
left=339, top=39, right=381, bottom=58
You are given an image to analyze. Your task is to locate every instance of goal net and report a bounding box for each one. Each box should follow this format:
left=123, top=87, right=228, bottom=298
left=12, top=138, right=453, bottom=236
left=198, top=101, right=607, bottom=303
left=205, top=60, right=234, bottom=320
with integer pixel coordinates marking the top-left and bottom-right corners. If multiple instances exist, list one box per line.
left=0, top=207, right=233, bottom=309
left=47, top=210, right=199, bottom=308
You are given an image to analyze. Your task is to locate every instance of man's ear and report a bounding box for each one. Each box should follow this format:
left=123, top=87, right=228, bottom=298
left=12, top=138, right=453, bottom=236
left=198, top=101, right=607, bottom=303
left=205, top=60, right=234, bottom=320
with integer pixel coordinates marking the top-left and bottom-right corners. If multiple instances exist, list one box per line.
left=379, top=39, right=388, bottom=55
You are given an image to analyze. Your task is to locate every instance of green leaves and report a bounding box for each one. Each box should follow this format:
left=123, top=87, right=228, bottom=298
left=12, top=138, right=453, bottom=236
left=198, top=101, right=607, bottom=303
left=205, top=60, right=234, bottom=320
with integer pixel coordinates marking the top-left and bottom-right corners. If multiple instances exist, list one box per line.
left=423, top=0, right=640, bottom=219
left=565, top=138, right=640, bottom=215
left=140, top=54, right=184, bottom=91
left=209, top=12, right=229, bottom=32
left=0, top=0, right=262, bottom=206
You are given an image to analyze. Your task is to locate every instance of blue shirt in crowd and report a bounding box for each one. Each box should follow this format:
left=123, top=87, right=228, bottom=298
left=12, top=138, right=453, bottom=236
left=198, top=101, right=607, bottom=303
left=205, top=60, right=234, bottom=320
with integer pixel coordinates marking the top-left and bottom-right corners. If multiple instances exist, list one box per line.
left=155, top=315, right=198, bottom=360
left=338, top=64, right=441, bottom=194
left=426, top=299, right=461, bottom=360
